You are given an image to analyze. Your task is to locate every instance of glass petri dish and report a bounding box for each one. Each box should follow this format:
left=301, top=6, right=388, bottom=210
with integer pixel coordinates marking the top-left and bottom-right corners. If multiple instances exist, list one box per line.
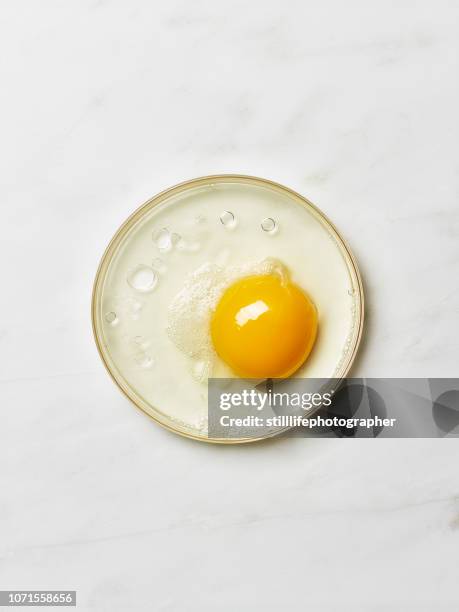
left=92, top=175, right=364, bottom=443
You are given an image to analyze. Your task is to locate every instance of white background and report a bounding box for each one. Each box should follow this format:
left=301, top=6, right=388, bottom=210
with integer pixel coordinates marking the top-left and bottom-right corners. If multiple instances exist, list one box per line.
left=1, top=1, right=459, bottom=610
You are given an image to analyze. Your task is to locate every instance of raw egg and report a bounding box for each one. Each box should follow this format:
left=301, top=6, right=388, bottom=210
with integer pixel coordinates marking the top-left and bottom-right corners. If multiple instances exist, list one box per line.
left=98, top=177, right=361, bottom=439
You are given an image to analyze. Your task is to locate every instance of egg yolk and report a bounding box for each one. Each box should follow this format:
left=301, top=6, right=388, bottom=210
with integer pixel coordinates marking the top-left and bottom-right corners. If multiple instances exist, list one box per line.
left=211, top=274, right=318, bottom=378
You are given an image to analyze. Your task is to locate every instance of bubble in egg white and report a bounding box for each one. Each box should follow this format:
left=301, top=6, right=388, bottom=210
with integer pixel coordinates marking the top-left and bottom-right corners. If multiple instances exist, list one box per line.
left=261, top=217, right=278, bottom=234
left=220, top=210, right=237, bottom=229
left=133, top=335, right=150, bottom=350
left=127, top=265, right=157, bottom=292
left=176, top=235, right=201, bottom=253
left=152, top=258, right=167, bottom=274
left=105, top=295, right=144, bottom=326
left=105, top=311, right=118, bottom=325
left=154, top=228, right=170, bottom=251
left=135, top=353, right=154, bottom=369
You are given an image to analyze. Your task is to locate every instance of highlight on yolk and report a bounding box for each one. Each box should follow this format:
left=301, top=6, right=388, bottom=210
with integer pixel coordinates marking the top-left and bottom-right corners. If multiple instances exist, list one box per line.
left=210, top=273, right=318, bottom=379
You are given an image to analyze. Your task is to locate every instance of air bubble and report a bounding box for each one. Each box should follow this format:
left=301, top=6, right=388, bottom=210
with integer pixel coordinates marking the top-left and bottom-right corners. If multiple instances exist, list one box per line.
left=261, top=217, right=277, bottom=234
left=152, top=258, right=167, bottom=274
left=220, top=210, right=236, bottom=229
left=176, top=236, right=201, bottom=252
left=175, top=236, right=186, bottom=251
left=130, top=335, right=150, bottom=350
left=153, top=228, right=173, bottom=252
left=348, top=288, right=355, bottom=296
left=127, top=265, right=157, bottom=292
left=105, top=311, right=118, bottom=325
left=135, top=353, right=154, bottom=369
left=112, top=295, right=143, bottom=320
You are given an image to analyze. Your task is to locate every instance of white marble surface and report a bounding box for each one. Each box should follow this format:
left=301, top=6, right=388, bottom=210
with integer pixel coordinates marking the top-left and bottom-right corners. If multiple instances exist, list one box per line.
left=1, top=1, right=459, bottom=610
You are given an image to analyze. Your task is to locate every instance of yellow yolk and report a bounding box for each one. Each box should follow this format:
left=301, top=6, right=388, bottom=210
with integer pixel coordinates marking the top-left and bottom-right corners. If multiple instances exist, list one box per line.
left=211, top=274, right=318, bottom=378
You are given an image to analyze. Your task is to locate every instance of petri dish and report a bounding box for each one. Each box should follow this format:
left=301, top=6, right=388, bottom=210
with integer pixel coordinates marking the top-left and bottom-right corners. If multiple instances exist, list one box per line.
left=92, top=175, right=364, bottom=443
